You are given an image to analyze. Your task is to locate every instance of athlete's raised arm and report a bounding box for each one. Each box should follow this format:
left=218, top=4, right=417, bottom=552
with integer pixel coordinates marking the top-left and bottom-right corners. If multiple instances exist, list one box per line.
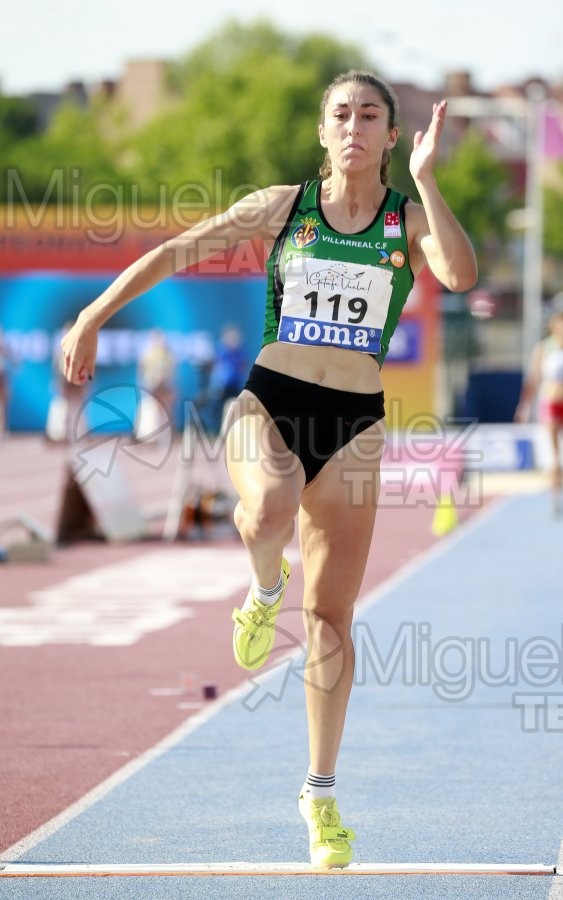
left=405, top=100, right=478, bottom=291
left=61, top=185, right=299, bottom=384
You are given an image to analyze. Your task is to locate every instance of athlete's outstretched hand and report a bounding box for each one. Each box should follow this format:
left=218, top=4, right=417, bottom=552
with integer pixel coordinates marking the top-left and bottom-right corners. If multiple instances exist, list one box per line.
left=409, top=99, right=447, bottom=182
left=60, top=316, right=98, bottom=385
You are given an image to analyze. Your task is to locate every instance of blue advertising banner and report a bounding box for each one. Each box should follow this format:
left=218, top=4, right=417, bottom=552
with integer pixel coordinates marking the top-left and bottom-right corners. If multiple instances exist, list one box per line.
left=385, top=320, right=421, bottom=363
left=0, top=273, right=266, bottom=432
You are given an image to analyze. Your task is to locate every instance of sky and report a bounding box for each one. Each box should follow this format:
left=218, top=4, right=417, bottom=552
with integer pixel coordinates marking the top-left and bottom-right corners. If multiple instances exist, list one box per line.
left=2, top=0, right=562, bottom=96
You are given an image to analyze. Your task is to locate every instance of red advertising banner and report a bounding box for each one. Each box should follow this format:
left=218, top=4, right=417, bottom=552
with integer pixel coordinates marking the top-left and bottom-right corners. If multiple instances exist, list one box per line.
left=0, top=205, right=267, bottom=276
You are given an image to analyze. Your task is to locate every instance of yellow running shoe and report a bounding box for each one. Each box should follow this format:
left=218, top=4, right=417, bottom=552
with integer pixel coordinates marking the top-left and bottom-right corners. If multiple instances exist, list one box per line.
left=298, top=792, right=356, bottom=868
left=231, top=558, right=291, bottom=670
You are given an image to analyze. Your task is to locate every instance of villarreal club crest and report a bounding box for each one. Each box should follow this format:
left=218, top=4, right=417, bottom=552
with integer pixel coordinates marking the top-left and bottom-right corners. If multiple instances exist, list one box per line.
left=291, top=217, right=320, bottom=249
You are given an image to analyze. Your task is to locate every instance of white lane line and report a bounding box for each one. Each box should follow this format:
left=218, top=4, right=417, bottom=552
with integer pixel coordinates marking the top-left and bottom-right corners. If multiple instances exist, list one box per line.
left=0, top=862, right=555, bottom=878
left=0, top=677, right=264, bottom=863
left=0, top=500, right=511, bottom=864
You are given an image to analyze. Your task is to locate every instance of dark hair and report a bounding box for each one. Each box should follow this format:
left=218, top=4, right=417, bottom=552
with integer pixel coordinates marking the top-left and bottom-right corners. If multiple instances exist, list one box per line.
left=319, top=70, right=399, bottom=184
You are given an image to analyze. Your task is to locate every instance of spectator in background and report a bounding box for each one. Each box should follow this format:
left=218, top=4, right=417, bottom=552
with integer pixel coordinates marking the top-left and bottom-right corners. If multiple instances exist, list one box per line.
left=206, top=325, right=247, bottom=434
left=135, top=329, right=176, bottom=442
left=515, top=310, right=563, bottom=516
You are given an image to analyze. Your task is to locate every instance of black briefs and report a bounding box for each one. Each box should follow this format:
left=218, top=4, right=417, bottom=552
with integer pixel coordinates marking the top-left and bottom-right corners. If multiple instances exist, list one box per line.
left=243, top=364, right=385, bottom=484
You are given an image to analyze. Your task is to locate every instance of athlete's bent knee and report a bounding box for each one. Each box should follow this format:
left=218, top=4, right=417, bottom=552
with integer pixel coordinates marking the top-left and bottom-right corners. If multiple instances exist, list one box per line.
left=237, top=485, right=299, bottom=542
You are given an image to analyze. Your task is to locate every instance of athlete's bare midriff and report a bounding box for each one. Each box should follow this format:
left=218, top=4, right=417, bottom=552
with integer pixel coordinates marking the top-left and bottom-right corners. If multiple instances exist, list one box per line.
left=255, top=341, right=383, bottom=394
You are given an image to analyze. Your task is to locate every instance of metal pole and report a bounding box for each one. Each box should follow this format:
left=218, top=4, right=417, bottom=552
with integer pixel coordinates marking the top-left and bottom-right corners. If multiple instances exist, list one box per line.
left=522, top=84, right=546, bottom=371
left=447, top=93, right=545, bottom=373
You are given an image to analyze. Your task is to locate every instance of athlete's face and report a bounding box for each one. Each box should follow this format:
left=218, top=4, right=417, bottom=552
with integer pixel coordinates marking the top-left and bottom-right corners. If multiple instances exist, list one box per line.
left=319, top=83, right=398, bottom=176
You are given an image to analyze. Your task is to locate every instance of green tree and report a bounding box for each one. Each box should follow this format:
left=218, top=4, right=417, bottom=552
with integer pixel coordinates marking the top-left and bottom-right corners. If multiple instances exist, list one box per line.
left=434, top=128, right=516, bottom=261
left=128, top=20, right=412, bottom=206
left=0, top=96, right=128, bottom=204
left=1, top=19, right=419, bottom=209
left=0, top=96, right=39, bottom=142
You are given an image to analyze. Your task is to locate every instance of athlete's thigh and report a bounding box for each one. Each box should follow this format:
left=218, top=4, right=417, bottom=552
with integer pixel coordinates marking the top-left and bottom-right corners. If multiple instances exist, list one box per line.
left=298, top=419, right=386, bottom=615
left=224, top=390, right=305, bottom=508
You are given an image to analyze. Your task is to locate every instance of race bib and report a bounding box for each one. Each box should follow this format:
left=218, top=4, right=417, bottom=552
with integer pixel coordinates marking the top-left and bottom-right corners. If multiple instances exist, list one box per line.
left=278, top=257, right=393, bottom=354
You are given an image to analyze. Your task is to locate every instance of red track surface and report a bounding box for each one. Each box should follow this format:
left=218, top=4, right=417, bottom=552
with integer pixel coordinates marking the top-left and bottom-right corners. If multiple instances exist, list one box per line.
left=0, top=435, right=475, bottom=853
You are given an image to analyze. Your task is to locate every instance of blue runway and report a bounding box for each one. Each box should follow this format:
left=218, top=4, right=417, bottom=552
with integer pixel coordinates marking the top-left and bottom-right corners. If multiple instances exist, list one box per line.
left=2, top=492, right=562, bottom=899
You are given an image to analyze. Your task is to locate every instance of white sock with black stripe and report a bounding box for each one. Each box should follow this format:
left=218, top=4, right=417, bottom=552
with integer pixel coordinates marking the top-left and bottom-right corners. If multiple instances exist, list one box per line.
left=301, top=769, right=336, bottom=799
left=250, top=571, right=284, bottom=608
